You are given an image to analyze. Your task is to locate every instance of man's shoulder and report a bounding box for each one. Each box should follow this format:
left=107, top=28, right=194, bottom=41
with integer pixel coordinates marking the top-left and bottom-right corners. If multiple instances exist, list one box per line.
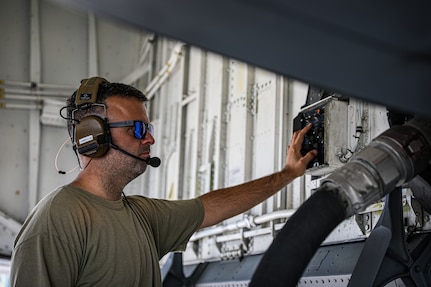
left=14, top=185, right=80, bottom=246
left=36, top=185, right=79, bottom=209
left=29, top=185, right=97, bottom=222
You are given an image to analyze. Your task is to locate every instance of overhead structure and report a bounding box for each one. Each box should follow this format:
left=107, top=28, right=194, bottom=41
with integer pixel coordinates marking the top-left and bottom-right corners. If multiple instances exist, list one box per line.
left=53, top=0, right=431, bottom=118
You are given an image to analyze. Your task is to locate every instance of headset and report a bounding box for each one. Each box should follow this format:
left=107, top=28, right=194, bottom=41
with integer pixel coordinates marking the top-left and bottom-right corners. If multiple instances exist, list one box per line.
left=71, top=77, right=111, bottom=158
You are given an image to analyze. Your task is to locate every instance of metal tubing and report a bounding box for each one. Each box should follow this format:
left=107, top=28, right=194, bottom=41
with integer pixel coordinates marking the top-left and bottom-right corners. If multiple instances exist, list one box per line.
left=323, top=117, right=431, bottom=216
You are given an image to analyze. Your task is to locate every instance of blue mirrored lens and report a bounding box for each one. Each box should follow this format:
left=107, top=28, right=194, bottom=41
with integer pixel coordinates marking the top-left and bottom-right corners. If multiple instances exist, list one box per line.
left=134, top=122, right=144, bottom=139
left=133, top=121, right=153, bottom=139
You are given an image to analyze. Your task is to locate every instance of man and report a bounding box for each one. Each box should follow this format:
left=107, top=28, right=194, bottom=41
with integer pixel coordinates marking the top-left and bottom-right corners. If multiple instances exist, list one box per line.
left=10, top=78, right=317, bottom=286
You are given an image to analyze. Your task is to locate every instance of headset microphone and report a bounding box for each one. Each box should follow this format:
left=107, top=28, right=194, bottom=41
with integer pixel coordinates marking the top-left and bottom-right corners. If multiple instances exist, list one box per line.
left=145, top=157, right=161, bottom=168
left=110, top=143, right=161, bottom=168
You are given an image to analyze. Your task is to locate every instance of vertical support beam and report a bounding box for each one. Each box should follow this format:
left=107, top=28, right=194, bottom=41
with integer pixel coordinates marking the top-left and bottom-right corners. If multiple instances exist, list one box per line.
left=30, top=0, right=41, bottom=82
left=177, top=45, right=190, bottom=200
left=159, top=40, right=174, bottom=199
left=211, top=56, right=229, bottom=191
left=28, top=111, right=41, bottom=211
left=28, top=0, right=41, bottom=211
left=275, top=76, right=289, bottom=210
left=88, top=12, right=98, bottom=76
left=245, top=65, right=255, bottom=183
left=196, top=49, right=207, bottom=196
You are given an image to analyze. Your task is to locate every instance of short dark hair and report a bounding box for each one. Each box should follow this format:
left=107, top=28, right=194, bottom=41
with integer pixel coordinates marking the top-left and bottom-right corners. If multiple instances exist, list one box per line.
left=66, top=81, right=148, bottom=136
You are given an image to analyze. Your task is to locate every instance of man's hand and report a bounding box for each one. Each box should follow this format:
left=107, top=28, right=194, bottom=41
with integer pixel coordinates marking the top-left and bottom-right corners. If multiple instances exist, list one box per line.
left=284, top=123, right=318, bottom=178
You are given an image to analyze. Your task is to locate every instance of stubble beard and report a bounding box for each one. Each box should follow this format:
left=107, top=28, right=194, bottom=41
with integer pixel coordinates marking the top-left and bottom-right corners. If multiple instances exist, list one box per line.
left=106, top=150, right=148, bottom=186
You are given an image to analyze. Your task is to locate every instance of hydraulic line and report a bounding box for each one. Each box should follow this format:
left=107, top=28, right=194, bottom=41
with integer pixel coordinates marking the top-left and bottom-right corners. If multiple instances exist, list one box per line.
left=250, top=117, right=431, bottom=287
left=249, top=185, right=347, bottom=287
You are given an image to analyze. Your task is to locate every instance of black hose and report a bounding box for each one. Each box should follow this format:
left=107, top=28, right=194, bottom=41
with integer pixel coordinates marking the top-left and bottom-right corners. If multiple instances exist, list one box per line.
left=249, top=185, right=347, bottom=287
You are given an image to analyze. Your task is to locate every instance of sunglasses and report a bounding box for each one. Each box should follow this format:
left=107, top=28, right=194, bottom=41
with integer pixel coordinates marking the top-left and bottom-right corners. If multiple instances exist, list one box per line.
left=108, top=120, right=154, bottom=139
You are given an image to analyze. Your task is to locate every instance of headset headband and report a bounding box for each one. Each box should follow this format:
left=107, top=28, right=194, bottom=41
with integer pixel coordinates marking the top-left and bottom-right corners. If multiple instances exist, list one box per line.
left=75, top=77, right=109, bottom=107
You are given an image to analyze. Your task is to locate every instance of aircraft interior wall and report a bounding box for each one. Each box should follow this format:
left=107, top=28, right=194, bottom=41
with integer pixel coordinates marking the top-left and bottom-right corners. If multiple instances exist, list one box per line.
left=1, top=1, right=430, bottom=286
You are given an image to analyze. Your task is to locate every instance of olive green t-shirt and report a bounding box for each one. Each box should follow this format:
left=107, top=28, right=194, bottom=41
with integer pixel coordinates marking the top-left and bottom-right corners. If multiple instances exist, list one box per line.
left=10, top=185, right=204, bottom=287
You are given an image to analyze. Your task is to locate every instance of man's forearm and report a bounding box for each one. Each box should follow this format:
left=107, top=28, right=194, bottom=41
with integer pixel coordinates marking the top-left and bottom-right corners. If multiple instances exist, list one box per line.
left=198, top=168, right=295, bottom=228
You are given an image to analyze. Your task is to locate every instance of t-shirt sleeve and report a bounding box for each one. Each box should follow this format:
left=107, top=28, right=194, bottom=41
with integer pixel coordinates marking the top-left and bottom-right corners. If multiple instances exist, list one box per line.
left=10, top=187, right=84, bottom=287
left=130, top=197, right=204, bottom=258
left=10, top=234, right=79, bottom=287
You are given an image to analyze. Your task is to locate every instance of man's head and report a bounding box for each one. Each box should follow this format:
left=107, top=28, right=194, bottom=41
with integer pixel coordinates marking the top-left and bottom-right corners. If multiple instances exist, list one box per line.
left=66, top=79, right=148, bottom=137
left=65, top=78, right=155, bottom=181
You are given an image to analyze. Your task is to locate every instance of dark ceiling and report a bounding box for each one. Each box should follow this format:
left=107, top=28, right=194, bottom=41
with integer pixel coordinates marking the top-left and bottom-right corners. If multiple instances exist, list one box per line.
left=55, top=0, right=431, bottom=118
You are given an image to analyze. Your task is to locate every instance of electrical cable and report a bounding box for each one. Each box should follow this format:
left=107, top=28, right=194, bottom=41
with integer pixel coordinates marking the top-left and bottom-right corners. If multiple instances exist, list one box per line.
left=55, top=137, right=79, bottom=174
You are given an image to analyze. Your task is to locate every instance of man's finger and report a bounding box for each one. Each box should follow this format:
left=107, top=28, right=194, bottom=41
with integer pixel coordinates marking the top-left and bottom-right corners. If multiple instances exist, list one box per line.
left=300, top=123, right=313, bottom=135
left=292, top=123, right=312, bottom=143
left=302, top=149, right=318, bottom=163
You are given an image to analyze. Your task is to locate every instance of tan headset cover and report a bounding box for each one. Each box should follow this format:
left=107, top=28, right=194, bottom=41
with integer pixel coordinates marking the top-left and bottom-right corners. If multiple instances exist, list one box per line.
left=73, top=77, right=111, bottom=158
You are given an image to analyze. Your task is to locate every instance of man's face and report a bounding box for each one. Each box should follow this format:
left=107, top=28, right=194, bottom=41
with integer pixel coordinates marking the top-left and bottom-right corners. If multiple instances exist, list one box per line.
left=104, top=95, right=155, bottom=177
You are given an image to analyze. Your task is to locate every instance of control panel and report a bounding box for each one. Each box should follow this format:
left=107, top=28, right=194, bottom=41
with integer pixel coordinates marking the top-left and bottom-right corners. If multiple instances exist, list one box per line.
left=293, top=103, right=326, bottom=169
left=293, top=87, right=349, bottom=176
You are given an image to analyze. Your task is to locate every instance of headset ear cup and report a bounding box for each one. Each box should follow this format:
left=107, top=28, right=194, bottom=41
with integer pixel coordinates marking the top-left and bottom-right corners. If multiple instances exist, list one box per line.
left=74, top=115, right=111, bottom=158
